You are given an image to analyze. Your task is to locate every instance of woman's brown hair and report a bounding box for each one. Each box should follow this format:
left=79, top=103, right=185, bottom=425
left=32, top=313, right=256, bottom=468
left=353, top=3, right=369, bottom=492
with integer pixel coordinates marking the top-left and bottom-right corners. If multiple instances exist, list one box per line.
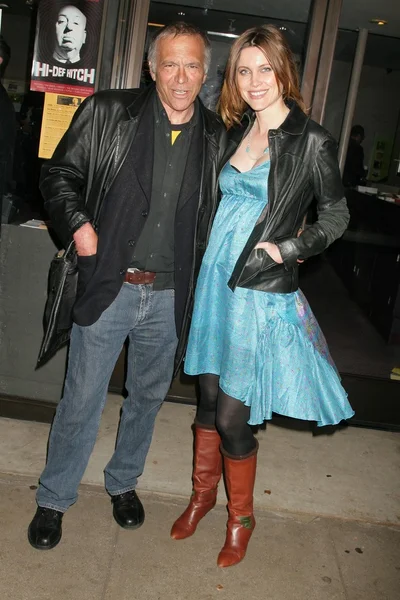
left=218, top=24, right=306, bottom=129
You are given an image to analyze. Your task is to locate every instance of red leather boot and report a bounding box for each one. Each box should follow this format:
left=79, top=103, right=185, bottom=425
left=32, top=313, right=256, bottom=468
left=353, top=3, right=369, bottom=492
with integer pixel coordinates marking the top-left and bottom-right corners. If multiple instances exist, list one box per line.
left=217, top=444, right=258, bottom=568
left=170, top=425, right=222, bottom=540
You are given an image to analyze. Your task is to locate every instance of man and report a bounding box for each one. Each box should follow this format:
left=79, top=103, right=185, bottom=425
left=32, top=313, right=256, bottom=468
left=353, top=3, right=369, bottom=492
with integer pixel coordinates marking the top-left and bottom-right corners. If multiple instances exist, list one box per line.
left=0, top=37, right=16, bottom=223
left=28, top=22, right=225, bottom=550
left=343, top=124, right=366, bottom=187
left=53, top=4, right=87, bottom=64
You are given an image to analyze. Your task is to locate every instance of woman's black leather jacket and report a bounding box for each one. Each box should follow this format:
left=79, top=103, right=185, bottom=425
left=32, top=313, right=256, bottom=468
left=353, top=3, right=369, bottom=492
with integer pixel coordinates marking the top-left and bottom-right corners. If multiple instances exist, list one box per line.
left=218, top=101, right=350, bottom=294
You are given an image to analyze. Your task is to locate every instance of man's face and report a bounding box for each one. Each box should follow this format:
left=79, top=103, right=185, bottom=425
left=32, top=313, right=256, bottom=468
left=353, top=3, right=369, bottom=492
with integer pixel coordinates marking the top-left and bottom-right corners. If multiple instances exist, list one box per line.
left=55, top=6, right=87, bottom=56
left=149, top=34, right=207, bottom=122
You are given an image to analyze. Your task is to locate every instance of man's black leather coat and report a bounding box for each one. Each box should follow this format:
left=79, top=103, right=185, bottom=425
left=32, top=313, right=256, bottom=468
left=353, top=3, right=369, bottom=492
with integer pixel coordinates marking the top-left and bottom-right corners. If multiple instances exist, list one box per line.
left=219, top=101, right=349, bottom=294
left=40, top=85, right=226, bottom=372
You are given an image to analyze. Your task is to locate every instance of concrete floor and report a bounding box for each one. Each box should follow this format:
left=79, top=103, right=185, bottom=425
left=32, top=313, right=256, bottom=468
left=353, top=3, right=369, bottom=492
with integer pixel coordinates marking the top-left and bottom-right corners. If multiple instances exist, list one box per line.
left=0, top=395, right=399, bottom=599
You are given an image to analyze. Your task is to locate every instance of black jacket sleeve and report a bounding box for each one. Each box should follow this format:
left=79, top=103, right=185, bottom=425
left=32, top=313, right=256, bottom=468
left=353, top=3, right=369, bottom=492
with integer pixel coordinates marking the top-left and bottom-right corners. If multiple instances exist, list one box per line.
left=40, top=95, right=95, bottom=247
left=277, top=135, right=350, bottom=268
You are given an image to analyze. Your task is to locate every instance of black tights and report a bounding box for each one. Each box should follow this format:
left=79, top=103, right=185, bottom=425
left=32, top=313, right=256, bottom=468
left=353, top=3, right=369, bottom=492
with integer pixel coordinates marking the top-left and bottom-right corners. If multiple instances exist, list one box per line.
left=196, top=373, right=256, bottom=457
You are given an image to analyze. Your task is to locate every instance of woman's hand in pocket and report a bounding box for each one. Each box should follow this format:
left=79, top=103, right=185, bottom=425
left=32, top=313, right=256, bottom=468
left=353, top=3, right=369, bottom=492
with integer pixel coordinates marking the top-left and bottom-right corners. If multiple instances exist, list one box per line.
left=255, top=241, right=283, bottom=264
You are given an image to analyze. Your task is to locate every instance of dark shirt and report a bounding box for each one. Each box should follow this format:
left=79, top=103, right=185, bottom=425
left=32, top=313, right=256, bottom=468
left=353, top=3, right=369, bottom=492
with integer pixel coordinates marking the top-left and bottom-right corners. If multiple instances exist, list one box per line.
left=131, top=94, right=199, bottom=289
left=343, top=138, right=365, bottom=187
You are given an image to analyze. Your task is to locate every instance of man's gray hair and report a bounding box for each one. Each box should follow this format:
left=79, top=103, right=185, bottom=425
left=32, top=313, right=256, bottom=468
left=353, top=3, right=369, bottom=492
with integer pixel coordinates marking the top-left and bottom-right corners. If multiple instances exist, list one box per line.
left=148, top=22, right=211, bottom=75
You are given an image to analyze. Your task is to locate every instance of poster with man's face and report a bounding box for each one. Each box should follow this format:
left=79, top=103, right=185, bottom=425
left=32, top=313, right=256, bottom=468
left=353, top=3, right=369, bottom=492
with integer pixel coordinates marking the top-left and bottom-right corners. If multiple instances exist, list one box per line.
left=31, top=0, right=104, bottom=97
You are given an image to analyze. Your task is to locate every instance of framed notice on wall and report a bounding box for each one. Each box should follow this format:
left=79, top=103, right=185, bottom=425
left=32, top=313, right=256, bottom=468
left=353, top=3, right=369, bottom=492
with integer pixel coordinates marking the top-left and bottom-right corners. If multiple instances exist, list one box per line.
left=31, top=0, right=104, bottom=98
left=38, top=93, right=85, bottom=159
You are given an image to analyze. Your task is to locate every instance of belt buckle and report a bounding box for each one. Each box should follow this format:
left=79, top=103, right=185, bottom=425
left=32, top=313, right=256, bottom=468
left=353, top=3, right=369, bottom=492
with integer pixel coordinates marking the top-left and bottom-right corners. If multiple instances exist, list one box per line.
left=127, top=267, right=141, bottom=274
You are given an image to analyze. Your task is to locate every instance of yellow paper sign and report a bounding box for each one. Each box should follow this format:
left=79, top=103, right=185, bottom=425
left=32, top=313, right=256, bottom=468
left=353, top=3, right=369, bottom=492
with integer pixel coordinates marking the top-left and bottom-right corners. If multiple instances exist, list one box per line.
left=38, top=93, right=84, bottom=159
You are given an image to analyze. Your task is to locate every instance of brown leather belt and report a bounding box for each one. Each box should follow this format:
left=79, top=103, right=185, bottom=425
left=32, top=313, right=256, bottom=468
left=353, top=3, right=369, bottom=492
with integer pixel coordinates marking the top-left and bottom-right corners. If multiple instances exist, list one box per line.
left=124, top=269, right=156, bottom=285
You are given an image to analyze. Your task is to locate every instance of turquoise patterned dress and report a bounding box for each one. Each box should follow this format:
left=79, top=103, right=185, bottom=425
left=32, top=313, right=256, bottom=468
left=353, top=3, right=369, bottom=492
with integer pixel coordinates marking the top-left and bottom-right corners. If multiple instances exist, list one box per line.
left=184, top=161, right=354, bottom=427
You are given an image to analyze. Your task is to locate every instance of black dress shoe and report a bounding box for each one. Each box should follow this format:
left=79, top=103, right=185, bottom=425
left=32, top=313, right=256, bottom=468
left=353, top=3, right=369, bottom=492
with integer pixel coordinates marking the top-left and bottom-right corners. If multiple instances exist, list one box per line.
left=28, top=507, right=63, bottom=550
left=111, top=490, right=145, bottom=529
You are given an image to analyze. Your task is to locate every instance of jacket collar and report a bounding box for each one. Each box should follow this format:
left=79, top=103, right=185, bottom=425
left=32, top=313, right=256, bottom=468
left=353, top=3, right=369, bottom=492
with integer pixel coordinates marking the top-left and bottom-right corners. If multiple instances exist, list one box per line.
left=279, top=100, right=309, bottom=135
left=126, top=84, right=155, bottom=120
left=199, top=99, right=222, bottom=141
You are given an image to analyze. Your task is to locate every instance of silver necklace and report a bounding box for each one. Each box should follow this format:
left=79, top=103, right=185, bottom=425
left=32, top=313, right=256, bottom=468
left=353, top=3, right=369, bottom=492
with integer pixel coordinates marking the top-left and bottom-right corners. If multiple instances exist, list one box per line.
left=245, top=126, right=269, bottom=161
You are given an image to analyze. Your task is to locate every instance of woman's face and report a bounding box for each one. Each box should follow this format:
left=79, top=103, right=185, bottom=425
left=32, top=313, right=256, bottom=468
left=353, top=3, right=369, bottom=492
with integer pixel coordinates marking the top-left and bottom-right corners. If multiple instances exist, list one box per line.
left=235, top=46, right=283, bottom=113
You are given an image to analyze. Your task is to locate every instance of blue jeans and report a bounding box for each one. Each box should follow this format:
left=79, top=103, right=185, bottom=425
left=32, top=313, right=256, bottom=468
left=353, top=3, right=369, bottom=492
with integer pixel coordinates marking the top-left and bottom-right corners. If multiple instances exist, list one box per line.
left=36, top=283, right=178, bottom=512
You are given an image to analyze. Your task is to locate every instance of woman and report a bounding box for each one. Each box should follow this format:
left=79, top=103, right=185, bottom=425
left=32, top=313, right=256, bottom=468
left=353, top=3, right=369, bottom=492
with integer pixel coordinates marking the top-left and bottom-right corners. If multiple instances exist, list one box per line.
left=171, top=25, right=354, bottom=567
